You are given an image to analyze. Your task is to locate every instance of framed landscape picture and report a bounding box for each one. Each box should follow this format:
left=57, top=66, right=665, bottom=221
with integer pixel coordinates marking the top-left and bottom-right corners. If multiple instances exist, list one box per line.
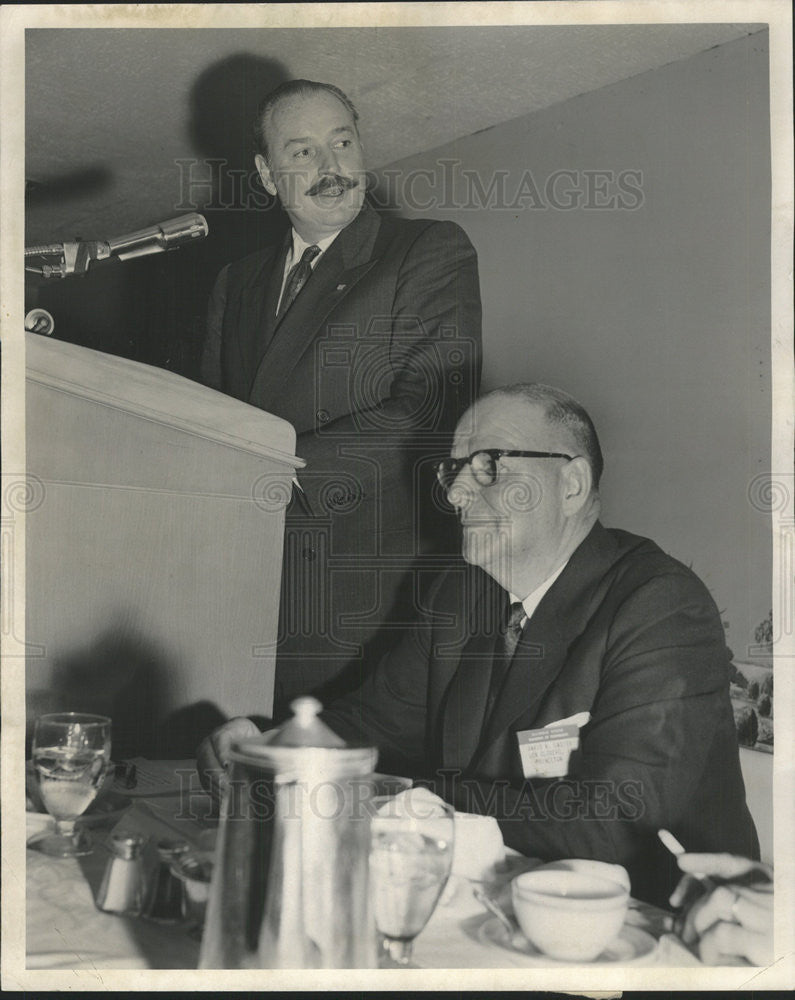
left=730, top=611, right=774, bottom=753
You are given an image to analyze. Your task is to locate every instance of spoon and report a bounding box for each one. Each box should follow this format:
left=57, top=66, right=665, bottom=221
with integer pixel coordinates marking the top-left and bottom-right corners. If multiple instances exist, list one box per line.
left=472, top=886, right=516, bottom=936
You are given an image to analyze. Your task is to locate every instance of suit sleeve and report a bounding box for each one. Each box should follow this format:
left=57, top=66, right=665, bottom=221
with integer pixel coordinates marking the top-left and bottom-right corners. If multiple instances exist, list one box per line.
left=318, top=568, right=459, bottom=773
left=437, top=570, right=754, bottom=901
left=320, top=617, right=432, bottom=776
left=294, top=220, right=482, bottom=512
left=200, top=264, right=229, bottom=391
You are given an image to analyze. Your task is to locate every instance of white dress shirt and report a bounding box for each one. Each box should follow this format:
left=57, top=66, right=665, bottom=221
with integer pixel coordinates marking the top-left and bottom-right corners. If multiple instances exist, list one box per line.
left=275, top=229, right=342, bottom=315
left=510, top=559, right=568, bottom=628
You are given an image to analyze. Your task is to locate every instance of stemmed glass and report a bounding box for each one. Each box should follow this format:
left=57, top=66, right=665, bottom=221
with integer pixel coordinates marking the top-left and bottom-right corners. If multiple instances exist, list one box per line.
left=29, top=712, right=112, bottom=857
left=369, top=794, right=454, bottom=967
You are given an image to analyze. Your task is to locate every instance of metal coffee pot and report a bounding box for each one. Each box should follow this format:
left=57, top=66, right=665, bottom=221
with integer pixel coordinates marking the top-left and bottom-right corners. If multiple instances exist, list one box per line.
left=199, top=697, right=378, bottom=969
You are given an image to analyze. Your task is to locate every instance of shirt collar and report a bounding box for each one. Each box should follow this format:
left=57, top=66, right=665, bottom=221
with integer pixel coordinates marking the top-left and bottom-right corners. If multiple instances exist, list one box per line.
left=289, top=227, right=341, bottom=264
left=510, top=559, right=569, bottom=623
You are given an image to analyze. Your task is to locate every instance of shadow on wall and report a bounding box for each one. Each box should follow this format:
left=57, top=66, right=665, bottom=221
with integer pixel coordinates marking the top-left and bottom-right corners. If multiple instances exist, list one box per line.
left=129, top=51, right=294, bottom=381
left=26, top=623, right=227, bottom=760
left=25, top=166, right=113, bottom=208
left=187, top=51, right=291, bottom=267
left=29, top=53, right=291, bottom=382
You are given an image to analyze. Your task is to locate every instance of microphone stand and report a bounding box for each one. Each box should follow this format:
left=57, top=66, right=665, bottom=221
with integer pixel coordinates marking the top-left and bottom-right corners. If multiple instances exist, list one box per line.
left=25, top=213, right=209, bottom=278
left=25, top=240, right=111, bottom=278
left=24, top=213, right=208, bottom=335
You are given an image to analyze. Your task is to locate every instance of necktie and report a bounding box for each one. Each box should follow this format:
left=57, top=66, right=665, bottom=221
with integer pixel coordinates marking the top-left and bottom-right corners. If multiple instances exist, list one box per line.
left=483, top=600, right=526, bottom=721
left=277, top=244, right=321, bottom=318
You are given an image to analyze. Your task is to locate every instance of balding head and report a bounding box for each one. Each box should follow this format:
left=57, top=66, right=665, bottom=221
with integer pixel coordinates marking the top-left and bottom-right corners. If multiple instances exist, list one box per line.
left=443, top=383, right=602, bottom=596
left=478, top=383, right=603, bottom=491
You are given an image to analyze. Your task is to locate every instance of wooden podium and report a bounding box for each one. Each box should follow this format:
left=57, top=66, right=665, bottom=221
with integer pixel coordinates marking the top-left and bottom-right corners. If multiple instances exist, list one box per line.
left=24, top=333, right=302, bottom=755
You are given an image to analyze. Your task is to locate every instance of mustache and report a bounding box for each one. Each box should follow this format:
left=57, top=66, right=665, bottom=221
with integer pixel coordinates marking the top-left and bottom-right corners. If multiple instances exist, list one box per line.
left=306, top=174, right=358, bottom=197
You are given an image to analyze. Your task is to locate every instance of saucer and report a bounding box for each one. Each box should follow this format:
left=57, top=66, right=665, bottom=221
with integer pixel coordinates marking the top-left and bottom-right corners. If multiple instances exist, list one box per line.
left=478, top=916, right=658, bottom=966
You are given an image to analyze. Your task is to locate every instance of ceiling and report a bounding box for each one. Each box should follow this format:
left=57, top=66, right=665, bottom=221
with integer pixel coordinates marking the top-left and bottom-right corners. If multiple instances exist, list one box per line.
left=25, top=24, right=760, bottom=242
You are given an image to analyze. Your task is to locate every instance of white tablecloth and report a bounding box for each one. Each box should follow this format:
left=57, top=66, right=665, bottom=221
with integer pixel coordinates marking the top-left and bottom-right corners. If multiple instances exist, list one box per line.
left=26, top=762, right=698, bottom=971
left=26, top=768, right=212, bottom=971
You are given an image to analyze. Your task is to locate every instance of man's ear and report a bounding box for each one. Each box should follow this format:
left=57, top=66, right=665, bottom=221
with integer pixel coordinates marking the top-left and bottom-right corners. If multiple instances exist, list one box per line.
left=255, top=154, right=277, bottom=196
left=561, top=456, right=592, bottom=514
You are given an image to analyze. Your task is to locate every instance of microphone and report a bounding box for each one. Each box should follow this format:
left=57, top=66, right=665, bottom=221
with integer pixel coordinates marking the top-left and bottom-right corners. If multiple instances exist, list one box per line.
left=106, top=213, right=209, bottom=260
left=25, top=214, right=209, bottom=277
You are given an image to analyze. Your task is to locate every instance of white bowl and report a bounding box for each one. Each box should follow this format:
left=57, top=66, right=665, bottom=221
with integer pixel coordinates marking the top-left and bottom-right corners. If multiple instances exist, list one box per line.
left=511, top=869, right=629, bottom=962
left=535, top=858, right=631, bottom=893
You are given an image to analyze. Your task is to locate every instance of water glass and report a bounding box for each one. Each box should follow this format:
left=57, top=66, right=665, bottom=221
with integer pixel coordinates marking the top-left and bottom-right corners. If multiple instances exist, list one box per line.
left=29, top=712, right=112, bottom=857
left=369, top=794, right=454, bottom=966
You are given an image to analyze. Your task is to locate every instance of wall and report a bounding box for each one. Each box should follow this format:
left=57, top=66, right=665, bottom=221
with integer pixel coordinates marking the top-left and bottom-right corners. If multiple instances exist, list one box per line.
left=375, top=32, right=772, bottom=658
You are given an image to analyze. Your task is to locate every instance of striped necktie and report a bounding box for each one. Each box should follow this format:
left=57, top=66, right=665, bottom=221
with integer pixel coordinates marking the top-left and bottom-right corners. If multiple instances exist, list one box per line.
left=483, top=600, right=526, bottom=720
left=278, top=244, right=321, bottom=318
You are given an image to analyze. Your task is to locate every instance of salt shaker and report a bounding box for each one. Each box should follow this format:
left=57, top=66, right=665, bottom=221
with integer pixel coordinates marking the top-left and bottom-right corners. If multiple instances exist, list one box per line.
left=96, top=831, right=147, bottom=915
left=143, top=838, right=190, bottom=922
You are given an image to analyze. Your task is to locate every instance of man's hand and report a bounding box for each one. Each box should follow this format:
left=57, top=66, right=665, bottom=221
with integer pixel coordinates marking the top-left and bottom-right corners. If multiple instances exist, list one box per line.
left=669, top=852, right=773, bottom=966
left=196, top=717, right=262, bottom=809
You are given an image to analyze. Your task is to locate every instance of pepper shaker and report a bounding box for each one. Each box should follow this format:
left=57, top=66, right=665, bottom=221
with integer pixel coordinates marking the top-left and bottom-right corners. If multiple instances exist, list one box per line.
left=96, top=831, right=147, bottom=916
left=143, top=838, right=190, bottom=922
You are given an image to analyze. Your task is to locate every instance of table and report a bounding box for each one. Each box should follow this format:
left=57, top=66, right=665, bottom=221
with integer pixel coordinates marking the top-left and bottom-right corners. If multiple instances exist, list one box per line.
left=25, top=760, right=698, bottom=972
left=26, top=760, right=212, bottom=971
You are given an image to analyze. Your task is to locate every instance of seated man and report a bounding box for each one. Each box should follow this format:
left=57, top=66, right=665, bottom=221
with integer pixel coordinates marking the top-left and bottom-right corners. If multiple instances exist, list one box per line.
left=199, top=382, right=759, bottom=907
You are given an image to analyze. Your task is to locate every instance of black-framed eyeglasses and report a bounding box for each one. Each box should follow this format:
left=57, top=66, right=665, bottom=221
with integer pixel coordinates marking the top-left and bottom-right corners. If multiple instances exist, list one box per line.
left=435, top=449, right=575, bottom=492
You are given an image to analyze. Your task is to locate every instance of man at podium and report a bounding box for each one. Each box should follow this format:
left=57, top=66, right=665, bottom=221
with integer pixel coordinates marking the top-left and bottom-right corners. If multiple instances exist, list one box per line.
left=201, top=79, right=482, bottom=717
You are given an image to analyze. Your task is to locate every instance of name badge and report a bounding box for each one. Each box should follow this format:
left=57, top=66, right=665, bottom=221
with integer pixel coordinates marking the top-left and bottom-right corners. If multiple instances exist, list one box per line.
left=516, top=724, right=580, bottom=779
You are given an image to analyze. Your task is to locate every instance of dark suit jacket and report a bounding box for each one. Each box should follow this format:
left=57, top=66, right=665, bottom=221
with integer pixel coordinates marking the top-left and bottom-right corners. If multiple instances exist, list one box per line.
left=322, top=521, right=759, bottom=907
left=203, top=202, right=482, bottom=709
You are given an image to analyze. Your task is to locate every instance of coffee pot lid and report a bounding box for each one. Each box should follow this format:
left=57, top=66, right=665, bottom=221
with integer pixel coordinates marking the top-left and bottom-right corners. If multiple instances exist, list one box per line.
left=231, top=696, right=377, bottom=776
left=268, top=697, right=346, bottom=748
